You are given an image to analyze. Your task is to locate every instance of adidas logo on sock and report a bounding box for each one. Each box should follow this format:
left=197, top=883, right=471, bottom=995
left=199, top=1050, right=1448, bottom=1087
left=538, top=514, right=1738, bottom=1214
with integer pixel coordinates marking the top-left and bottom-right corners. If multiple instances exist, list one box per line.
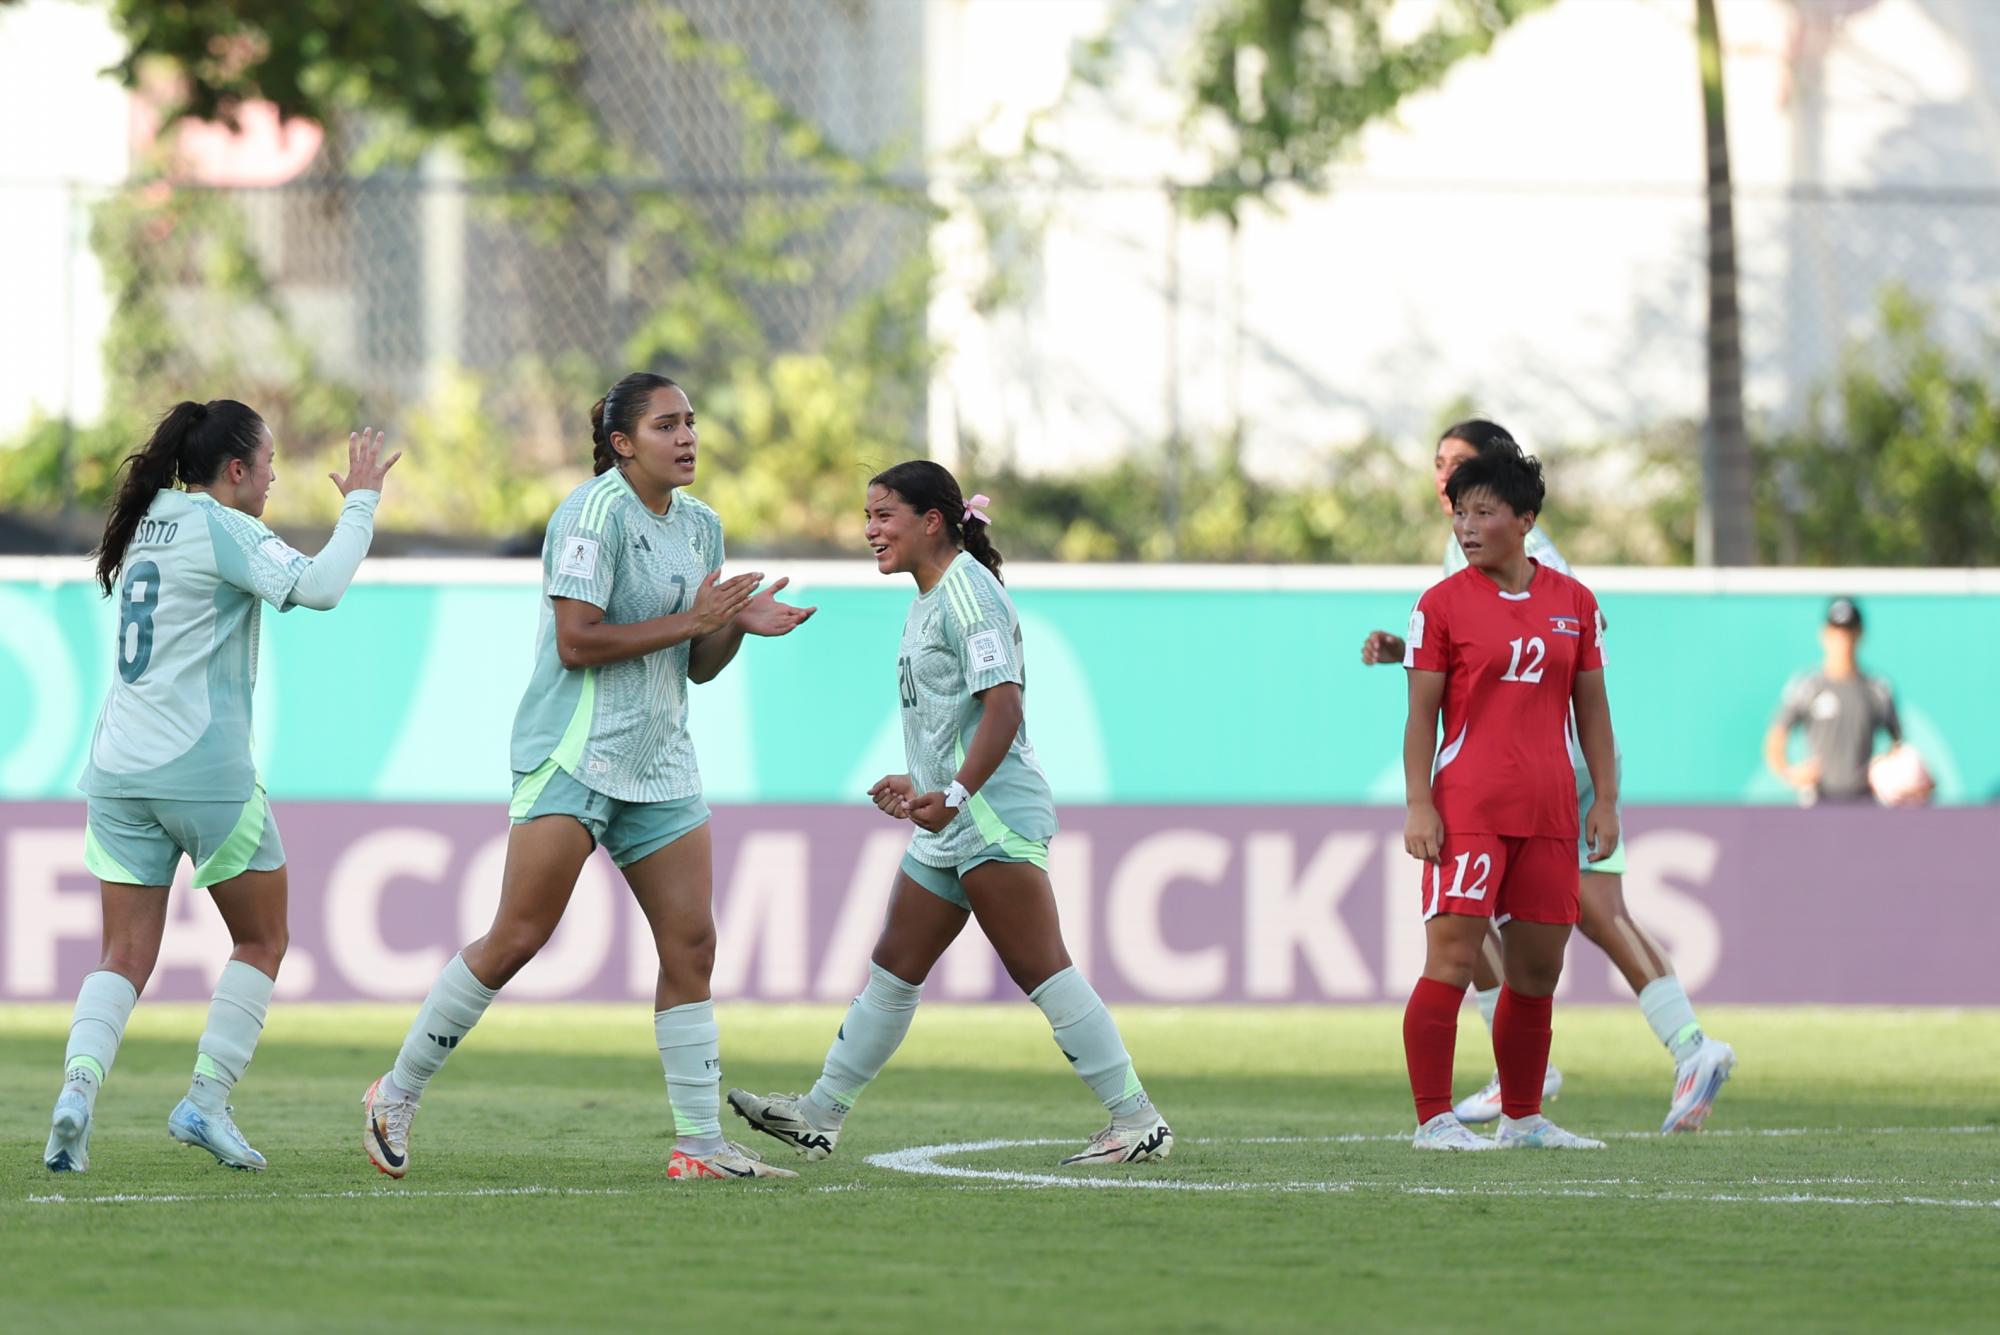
left=427, top=1033, right=460, bottom=1049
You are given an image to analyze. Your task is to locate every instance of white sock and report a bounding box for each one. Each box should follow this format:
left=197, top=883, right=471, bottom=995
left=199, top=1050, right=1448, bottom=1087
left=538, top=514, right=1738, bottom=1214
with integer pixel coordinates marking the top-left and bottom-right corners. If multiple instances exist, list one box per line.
left=189, top=960, right=273, bottom=1114
left=1473, top=985, right=1502, bottom=1033
left=656, top=1000, right=723, bottom=1153
left=805, top=963, right=922, bottom=1127
left=1638, top=976, right=1705, bottom=1063
left=63, top=970, right=139, bottom=1113
left=1029, top=966, right=1151, bottom=1121
left=390, top=953, right=498, bottom=1098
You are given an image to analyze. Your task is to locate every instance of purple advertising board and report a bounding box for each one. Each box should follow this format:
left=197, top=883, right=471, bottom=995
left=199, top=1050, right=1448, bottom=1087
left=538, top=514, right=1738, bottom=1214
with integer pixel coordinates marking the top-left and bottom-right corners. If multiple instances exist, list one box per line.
left=0, top=802, right=1990, bottom=1005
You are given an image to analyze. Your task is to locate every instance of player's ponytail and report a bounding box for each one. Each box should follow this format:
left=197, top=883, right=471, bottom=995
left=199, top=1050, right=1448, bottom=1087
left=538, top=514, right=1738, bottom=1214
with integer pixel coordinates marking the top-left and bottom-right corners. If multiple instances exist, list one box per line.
left=869, top=459, right=1005, bottom=585
left=94, top=399, right=264, bottom=596
left=961, top=512, right=1003, bottom=584
left=591, top=371, right=678, bottom=476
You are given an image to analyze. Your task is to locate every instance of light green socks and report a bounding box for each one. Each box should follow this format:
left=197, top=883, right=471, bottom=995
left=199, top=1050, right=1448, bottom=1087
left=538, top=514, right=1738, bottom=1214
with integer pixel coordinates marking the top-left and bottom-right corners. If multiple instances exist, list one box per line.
left=805, top=963, right=923, bottom=1127
left=188, top=960, right=273, bottom=1115
left=64, top=970, right=139, bottom=1111
left=1473, top=985, right=1502, bottom=1032
left=1639, top=976, right=1706, bottom=1062
left=655, top=1000, right=723, bottom=1153
left=1029, top=966, right=1149, bottom=1121
left=391, top=952, right=498, bottom=1098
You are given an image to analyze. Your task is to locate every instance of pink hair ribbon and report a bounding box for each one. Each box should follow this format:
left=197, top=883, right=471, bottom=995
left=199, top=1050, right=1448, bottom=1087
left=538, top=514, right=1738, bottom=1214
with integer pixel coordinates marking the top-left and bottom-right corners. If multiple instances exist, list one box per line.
left=963, top=493, right=992, bottom=525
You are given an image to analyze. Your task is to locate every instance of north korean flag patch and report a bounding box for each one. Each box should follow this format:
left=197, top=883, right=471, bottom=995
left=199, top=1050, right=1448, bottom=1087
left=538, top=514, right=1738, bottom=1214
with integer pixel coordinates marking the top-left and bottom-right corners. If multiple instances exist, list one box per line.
left=1548, top=615, right=1581, bottom=636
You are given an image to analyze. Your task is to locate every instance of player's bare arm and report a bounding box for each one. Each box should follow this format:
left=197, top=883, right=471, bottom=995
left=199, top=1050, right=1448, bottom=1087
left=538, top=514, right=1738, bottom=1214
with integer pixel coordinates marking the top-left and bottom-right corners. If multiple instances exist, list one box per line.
left=907, top=681, right=1022, bottom=834
left=1572, top=668, right=1621, bottom=861
left=552, top=570, right=761, bottom=671
left=1402, top=669, right=1446, bottom=863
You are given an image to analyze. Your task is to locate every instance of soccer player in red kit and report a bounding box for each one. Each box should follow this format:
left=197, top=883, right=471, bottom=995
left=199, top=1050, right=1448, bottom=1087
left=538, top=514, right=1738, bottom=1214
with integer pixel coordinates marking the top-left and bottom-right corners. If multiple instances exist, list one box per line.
left=1399, top=445, right=1616, bottom=1150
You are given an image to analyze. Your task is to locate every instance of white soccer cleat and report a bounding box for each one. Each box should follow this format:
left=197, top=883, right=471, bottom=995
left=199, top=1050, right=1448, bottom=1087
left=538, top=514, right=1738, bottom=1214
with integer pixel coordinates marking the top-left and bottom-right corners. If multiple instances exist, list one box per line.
left=1495, top=1113, right=1605, bottom=1150
left=1451, top=1063, right=1564, bottom=1125
left=363, top=1073, right=418, bottom=1179
left=726, top=1089, right=840, bottom=1161
left=1412, top=1111, right=1497, bottom=1150
left=167, top=1097, right=267, bottom=1170
left=1662, top=1038, right=1737, bottom=1135
left=1060, top=1114, right=1174, bottom=1166
left=665, top=1140, right=800, bottom=1180
left=45, top=1088, right=92, bottom=1173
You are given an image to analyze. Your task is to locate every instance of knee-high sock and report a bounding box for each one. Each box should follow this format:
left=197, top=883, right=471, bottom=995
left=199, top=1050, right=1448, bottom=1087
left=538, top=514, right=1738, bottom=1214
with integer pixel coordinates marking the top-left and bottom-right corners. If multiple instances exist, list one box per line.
left=1494, top=986, right=1554, bottom=1120
left=188, top=960, right=274, bottom=1114
left=1638, top=976, right=1705, bottom=1062
left=1029, top=966, right=1150, bottom=1120
left=1472, top=984, right=1502, bottom=1033
left=1404, top=976, right=1463, bottom=1123
left=390, top=953, right=497, bottom=1099
left=64, top=971, right=139, bottom=1110
left=656, top=1000, right=722, bottom=1150
left=805, top=963, right=922, bottom=1125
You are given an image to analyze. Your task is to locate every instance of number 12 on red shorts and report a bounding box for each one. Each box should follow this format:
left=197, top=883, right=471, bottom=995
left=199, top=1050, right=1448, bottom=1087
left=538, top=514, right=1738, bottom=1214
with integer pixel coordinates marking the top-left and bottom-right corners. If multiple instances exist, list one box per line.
left=1419, top=833, right=1580, bottom=926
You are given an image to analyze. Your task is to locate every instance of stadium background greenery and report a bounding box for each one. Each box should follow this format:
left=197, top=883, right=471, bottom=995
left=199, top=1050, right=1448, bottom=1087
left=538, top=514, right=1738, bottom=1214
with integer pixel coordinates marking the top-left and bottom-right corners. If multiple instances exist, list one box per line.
left=1, top=0, right=1995, bottom=567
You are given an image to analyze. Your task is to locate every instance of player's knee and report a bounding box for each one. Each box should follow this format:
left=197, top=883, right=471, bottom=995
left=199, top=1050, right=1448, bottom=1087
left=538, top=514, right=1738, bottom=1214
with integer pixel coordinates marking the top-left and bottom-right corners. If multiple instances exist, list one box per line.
left=97, top=949, right=156, bottom=992
left=1508, top=958, right=1564, bottom=996
left=234, top=928, right=288, bottom=976
left=658, top=924, right=717, bottom=982
left=483, top=924, right=555, bottom=979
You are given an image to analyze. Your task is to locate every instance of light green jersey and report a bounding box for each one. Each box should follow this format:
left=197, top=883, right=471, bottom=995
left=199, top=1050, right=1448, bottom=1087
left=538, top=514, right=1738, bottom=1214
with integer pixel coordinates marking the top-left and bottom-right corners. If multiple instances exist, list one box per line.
left=510, top=470, right=724, bottom=803
left=898, top=552, right=1057, bottom=866
left=80, top=489, right=360, bottom=800
left=1442, top=525, right=1571, bottom=577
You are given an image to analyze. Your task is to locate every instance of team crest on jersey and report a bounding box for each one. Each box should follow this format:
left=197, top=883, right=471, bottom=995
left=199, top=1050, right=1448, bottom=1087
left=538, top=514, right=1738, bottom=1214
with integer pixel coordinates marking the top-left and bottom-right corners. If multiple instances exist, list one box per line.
left=1548, top=615, right=1581, bottom=636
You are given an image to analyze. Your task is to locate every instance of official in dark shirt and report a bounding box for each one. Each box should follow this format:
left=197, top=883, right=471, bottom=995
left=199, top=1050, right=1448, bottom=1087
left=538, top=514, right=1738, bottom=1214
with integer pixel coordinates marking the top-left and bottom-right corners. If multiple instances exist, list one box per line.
left=1763, top=597, right=1902, bottom=804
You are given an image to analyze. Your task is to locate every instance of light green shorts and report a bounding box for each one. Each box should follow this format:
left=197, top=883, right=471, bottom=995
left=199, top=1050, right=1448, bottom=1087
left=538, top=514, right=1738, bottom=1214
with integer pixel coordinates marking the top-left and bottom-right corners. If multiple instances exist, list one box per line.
left=1576, top=759, right=1627, bottom=875
left=84, top=788, right=286, bottom=889
left=509, top=759, right=709, bottom=868
left=900, top=837, right=1050, bottom=911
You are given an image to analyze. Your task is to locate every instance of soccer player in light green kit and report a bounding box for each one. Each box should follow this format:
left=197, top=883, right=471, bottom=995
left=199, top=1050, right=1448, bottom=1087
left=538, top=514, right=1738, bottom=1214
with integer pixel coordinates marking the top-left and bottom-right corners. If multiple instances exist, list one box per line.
left=729, top=461, right=1173, bottom=1167
left=46, top=400, right=396, bottom=1173
left=362, top=371, right=814, bottom=1182
left=1362, top=418, right=1735, bottom=1134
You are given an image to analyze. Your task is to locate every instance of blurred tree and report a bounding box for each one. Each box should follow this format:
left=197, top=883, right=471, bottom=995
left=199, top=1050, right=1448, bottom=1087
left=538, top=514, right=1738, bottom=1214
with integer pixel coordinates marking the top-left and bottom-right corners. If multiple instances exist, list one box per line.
left=1757, top=288, right=2000, bottom=567
left=1179, top=0, right=1552, bottom=220
left=102, top=0, right=613, bottom=179
left=1694, top=0, right=1753, bottom=566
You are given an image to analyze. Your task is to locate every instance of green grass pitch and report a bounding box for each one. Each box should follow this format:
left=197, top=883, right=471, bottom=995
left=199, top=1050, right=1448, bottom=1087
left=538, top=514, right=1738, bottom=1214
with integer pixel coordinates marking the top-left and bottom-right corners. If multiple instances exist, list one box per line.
left=3, top=1003, right=1995, bottom=1333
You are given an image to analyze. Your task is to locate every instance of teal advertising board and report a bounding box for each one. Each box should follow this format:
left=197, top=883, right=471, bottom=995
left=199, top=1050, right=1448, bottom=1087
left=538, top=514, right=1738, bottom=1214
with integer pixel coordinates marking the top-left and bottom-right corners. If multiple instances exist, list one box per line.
left=1, top=561, right=1993, bottom=806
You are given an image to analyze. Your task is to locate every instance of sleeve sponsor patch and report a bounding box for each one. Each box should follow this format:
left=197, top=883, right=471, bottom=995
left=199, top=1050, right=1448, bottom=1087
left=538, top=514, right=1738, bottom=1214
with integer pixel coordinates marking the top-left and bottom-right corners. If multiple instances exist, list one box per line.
left=966, top=628, right=1008, bottom=672
left=257, top=536, right=305, bottom=570
left=558, top=536, right=600, bottom=579
left=1406, top=608, right=1426, bottom=650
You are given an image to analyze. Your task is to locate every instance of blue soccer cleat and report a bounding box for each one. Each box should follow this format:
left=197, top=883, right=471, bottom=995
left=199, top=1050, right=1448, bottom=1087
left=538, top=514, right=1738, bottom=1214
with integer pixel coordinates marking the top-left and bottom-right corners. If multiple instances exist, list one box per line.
left=45, top=1088, right=92, bottom=1173
left=167, top=1098, right=267, bottom=1171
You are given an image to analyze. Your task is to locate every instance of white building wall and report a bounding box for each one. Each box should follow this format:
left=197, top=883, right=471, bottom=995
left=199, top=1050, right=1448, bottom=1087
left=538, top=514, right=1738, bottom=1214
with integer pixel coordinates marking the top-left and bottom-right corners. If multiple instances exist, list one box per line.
left=924, top=0, right=2000, bottom=476
left=0, top=0, right=128, bottom=438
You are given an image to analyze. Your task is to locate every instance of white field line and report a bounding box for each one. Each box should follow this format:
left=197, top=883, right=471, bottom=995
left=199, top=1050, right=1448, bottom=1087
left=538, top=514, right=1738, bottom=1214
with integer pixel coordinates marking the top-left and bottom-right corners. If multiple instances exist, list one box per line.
left=862, top=1129, right=2000, bottom=1210
left=26, top=1182, right=852, bottom=1206
left=25, top=1125, right=1998, bottom=1208
left=1223, top=1125, right=1999, bottom=1146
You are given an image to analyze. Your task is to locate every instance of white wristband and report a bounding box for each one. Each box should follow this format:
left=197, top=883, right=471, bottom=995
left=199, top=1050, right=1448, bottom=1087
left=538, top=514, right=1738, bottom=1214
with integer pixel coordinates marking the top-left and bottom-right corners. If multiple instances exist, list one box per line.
left=943, top=781, right=970, bottom=810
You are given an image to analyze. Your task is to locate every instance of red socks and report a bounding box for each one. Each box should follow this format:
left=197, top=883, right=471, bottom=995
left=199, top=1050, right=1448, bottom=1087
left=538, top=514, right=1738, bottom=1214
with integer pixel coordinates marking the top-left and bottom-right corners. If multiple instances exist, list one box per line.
left=1403, top=976, right=1465, bottom=1123
left=1493, top=986, right=1554, bottom=1120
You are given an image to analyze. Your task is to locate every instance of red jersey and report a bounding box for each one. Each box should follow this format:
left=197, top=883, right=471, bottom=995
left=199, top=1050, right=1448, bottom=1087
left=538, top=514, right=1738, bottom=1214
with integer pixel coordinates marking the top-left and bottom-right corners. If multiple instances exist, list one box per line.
left=1402, top=561, right=1606, bottom=838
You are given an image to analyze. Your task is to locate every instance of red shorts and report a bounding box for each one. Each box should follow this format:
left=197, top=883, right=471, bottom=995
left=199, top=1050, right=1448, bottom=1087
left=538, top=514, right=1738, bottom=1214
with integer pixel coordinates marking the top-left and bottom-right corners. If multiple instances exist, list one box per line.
left=1418, top=833, right=1580, bottom=925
